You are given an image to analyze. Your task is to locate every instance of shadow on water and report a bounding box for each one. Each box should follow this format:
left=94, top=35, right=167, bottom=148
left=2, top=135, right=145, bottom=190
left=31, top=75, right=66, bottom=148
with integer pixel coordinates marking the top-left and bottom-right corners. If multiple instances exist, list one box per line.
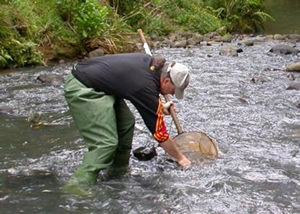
left=0, top=38, right=300, bottom=213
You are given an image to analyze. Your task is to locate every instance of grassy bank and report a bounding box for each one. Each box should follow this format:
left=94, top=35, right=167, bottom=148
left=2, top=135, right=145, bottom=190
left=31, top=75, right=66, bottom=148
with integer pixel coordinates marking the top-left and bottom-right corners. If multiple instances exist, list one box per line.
left=0, top=0, right=271, bottom=69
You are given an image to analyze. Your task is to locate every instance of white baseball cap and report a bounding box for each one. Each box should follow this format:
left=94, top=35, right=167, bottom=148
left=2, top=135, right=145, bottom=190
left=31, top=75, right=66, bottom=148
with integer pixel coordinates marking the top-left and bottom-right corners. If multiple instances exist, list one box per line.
left=167, top=62, right=190, bottom=99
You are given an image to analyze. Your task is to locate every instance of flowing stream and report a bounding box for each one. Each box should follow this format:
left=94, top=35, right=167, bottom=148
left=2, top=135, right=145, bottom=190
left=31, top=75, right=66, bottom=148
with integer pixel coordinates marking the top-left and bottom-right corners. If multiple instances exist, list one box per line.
left=0, top=37, right=299, bottom=213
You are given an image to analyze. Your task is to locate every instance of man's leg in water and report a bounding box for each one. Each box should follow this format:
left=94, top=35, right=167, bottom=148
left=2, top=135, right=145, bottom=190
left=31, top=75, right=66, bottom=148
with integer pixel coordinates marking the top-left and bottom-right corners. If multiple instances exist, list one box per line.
left=112, top=98, right=135, bottom=169
left=64, top=73, right=118, bottom=195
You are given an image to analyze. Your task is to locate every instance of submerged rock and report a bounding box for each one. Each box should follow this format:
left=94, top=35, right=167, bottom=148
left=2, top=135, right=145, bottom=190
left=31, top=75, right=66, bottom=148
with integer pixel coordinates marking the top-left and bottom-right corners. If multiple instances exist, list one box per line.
left=7, top=168, right=55, bottom=178
left=250, top=75, right=271, bottom=84
left=37, top=74, right=64, bottom=85
left=235, top=98, right=249, bottom=104
left=27, top=111, right=61, bottom=129
left=269, top=44, right=299, bottom=55
left=286, top=82, right=300, bottom=90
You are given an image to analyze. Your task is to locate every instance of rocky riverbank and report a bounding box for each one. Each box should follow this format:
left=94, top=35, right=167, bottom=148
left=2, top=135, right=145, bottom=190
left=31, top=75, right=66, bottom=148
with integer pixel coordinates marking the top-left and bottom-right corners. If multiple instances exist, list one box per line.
left=84, top=32, right=300, bottom=73
left=87, top=32, right=300, bottom=59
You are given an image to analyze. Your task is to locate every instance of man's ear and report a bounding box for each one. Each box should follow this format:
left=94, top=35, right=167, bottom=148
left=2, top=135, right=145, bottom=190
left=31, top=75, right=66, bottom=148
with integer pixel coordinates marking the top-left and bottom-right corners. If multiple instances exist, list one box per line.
left=164, top=77, right=172, bottom=84
left=161, top=77, right=168, bottom=86
left=160, top=77, right=171, bottom=87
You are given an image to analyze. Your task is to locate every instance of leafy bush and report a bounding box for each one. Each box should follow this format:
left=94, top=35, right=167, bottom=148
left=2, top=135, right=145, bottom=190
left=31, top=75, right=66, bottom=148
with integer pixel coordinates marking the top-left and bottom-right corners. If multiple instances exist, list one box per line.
left=0, top=48, right=13, bottom=68
left=159, top=0, right=222, bottom=34
left=5, top=39, right=42, bottom=66
left=109, top=0, right=174, bottom=36
left=57, top=0, right=109, bottom=38
left=204, top=0, right=274, bottom=33
left=0, top=2, right=43, bottom=68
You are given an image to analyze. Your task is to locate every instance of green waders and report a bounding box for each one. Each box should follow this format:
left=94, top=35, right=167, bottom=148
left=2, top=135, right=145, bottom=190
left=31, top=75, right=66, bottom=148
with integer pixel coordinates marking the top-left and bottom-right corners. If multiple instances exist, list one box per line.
left=64, top=73, right=135, bottom=186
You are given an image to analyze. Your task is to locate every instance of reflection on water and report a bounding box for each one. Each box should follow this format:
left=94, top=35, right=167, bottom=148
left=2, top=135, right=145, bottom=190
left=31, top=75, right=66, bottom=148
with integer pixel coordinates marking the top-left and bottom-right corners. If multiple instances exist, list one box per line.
left=0, top=37, right=300, bottom=213
left=264, top=0, right=300, bottom=34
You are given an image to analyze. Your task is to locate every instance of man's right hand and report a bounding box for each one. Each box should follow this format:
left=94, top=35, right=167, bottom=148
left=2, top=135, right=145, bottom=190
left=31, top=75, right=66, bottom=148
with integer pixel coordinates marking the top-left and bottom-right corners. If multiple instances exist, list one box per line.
left=159, top=137, right=191, bottom=167
left=177, top=156, right=191, bottom=167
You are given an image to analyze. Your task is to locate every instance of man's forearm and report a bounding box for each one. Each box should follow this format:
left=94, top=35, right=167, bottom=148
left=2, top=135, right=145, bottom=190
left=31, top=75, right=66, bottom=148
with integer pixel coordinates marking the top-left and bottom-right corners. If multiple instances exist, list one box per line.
left=159, top=137, right=191, bottom=166
left=159, top=137, right=185, bottom=160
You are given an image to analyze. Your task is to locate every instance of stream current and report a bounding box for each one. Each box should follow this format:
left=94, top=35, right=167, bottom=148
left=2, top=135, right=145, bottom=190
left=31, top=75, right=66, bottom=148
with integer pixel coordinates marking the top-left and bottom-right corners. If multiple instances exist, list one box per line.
left=0, top=36, right=299, bottom=213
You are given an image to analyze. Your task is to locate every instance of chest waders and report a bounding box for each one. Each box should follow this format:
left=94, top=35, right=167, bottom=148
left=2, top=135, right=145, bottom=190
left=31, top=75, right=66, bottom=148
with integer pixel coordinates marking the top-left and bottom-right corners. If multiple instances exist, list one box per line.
left=64, top=73, right=135, bottom=185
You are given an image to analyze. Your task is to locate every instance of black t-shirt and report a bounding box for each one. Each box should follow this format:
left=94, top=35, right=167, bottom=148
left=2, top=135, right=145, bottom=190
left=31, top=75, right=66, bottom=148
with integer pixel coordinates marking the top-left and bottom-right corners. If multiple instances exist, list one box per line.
left=72, top=53, right=169, bottom=142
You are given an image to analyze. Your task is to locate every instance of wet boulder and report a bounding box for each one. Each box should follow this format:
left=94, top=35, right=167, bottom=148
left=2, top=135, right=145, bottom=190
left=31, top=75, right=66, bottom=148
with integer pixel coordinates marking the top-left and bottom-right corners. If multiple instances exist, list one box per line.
left=187, top=37, right=197, bottom=46
left=192, top=33, right=204, bottom=44
left=273, top=34, right=286, bottom=40
left=287, top=34, right=300, bottom=42
left=251, top=76, right=270, bottom=84
left=206, top=41, right=219, bottom=46
left=168, top=33, right=179, bottom=42
left=212, top=34, right=233, bottom=43
left=174, top=40, right=187, bottom=48
left=219, top=46, right=239, bottom=57
left=204, top=32, right=220, bottom=40
left=150, top=33, right=159, bottom=41
left=265, top=35, right=274, bottom=40
left=269, top=44, right=299, bottom=55
left=286, top=62, right=300, bottom=72
left=221, top=34, right=233, bottom=43
left=88, top=48, right=105, bottom=58
left=37, top=74, right=64, bottom=85
left=160, top=38, right=171, bottom=47
left=287, top=74, right=296, bottom=81
left=238, top=40, right=254, bottom=46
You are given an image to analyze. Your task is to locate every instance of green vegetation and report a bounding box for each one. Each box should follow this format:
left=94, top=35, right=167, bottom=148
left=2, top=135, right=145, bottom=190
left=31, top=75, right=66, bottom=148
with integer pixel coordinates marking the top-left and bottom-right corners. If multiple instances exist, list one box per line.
left=157, top=0, right=222, bottom=34
left=204, top=0, right=274, bottom=33
left=0, top=0, right=272, bottom=69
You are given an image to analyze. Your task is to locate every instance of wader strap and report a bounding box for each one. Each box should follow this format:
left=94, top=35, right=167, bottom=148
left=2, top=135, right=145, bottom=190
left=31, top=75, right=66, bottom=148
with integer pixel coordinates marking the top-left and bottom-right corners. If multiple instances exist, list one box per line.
left=72, top=63, right=78, bottom=71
